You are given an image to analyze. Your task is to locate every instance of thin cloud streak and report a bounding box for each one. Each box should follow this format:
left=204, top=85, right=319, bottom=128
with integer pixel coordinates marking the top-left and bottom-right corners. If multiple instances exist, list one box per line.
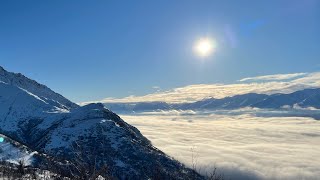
left=239, top=73, right=307, bottom=82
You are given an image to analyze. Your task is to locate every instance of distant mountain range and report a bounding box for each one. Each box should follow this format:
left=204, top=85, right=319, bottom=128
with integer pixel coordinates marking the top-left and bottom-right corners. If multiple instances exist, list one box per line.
left=0, top=66, right=201, bottom=179
left=104, top=88, right=320, bottom=113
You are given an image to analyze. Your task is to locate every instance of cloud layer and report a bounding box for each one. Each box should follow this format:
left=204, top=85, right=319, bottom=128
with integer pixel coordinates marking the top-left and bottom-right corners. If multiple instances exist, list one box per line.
left=82, top=72, right=320, bottom=104
left=122, top=111, right=320, bottom=180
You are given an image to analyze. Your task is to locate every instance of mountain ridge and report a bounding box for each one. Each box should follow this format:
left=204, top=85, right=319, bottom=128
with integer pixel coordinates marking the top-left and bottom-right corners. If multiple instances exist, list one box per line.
left=104, top=88, right=320, bottom=112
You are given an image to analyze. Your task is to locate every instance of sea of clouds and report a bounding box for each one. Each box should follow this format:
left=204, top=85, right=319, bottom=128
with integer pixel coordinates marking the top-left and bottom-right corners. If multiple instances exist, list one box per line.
left=121, top=109, right=320, bottom=180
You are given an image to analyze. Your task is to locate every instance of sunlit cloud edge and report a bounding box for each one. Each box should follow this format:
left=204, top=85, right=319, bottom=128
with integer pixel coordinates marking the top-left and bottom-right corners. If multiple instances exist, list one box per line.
left=80, top=72, right=320, bottom=105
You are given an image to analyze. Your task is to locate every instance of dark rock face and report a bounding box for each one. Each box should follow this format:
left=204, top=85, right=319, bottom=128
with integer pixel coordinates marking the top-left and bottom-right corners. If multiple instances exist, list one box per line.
left=0, top=66, right=203, bottom=179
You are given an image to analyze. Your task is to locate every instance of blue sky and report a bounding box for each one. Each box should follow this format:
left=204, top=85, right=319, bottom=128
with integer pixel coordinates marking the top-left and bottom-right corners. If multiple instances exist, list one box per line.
left=0, top=0, right=319, bottom=103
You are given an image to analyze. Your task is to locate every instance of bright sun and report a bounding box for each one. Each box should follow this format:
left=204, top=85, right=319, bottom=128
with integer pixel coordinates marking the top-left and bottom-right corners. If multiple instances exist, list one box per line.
left=193, top=38, right=217, bottom=57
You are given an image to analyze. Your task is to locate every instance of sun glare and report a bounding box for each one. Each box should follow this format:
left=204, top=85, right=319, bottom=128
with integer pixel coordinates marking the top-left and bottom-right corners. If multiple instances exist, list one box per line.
left=194, top=38, right=216, bottom=57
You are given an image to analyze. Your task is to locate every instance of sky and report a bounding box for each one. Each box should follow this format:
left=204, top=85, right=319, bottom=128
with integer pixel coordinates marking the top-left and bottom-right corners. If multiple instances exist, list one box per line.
left=0, top=0, right=319, bottom=103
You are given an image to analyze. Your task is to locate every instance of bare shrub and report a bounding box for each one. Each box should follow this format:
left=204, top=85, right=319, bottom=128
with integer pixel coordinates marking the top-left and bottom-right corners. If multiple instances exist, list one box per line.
left=190, top=146, right=225, bottom=180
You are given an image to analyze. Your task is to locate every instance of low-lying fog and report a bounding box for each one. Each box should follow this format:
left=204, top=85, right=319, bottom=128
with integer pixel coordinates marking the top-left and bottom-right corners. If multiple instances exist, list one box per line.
left=121, top=109, right=320, bottom=180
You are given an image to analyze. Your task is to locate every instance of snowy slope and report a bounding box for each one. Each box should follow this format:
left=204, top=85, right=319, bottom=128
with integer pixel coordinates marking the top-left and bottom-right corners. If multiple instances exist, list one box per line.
left=0, top=81, right=69, bottom=144
left=0, top=134, right=36, bottom=166
left=0, top=66, right=78, bottom=110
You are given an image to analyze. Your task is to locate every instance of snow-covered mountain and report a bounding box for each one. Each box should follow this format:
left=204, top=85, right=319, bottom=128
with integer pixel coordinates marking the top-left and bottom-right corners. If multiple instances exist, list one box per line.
left=104, top=89, right=320, bottom=112
left=0, top=66, right=202, bottom=179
